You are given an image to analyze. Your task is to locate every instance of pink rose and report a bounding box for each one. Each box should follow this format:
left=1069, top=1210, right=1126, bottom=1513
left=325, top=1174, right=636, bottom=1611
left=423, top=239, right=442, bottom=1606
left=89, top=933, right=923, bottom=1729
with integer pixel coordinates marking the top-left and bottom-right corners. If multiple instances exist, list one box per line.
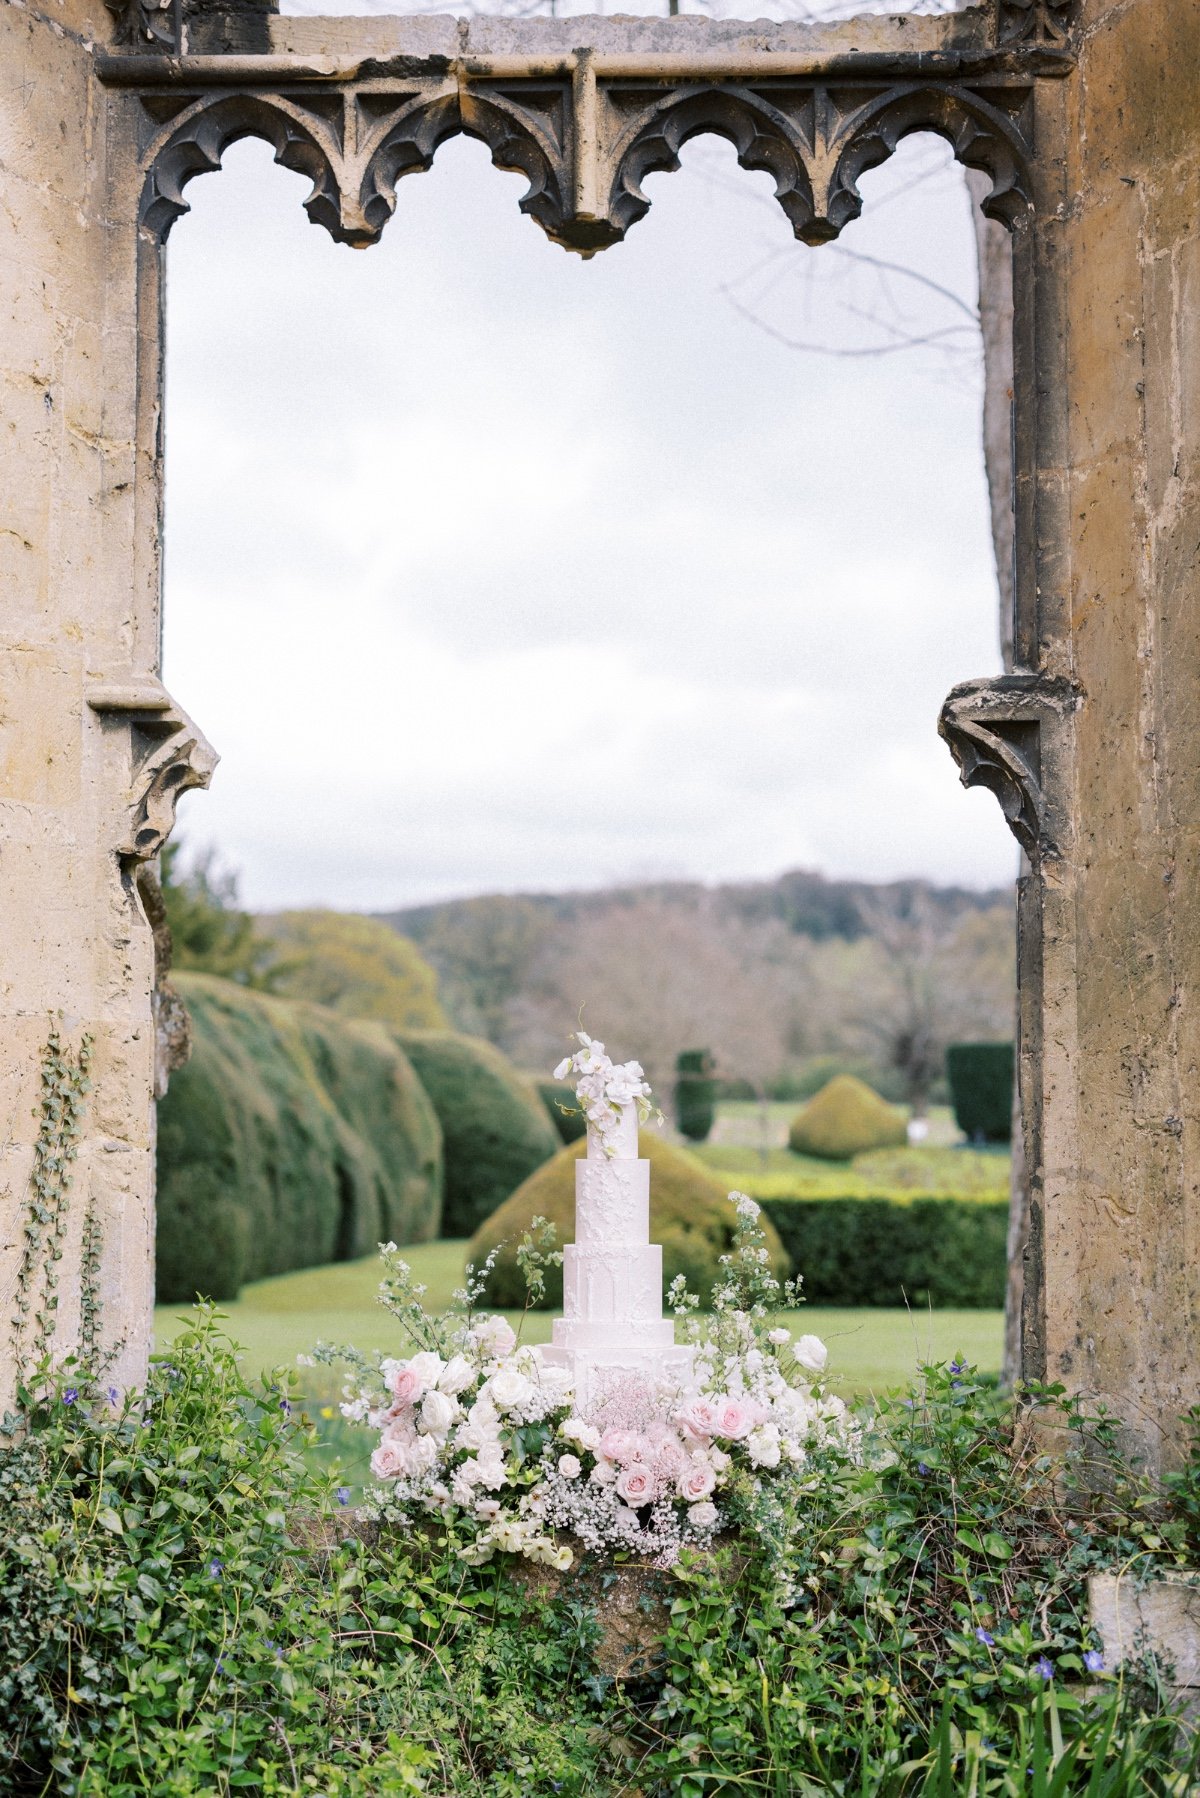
left=388, top=1365, right=425, bottom=1408
left=715, top=1399, right=754, bottom=1441
left=600, top=1428, right=639, bottom=1466
left=615, top=1464, right=656, bottom=1507
left=678, top=1456, right=717, bottom=1502
left=370, top=1438, right=412, bottom=1480
left=653, top=1437, right=687, bottom=1480
left=680, top=1397, right=720, bottom=1439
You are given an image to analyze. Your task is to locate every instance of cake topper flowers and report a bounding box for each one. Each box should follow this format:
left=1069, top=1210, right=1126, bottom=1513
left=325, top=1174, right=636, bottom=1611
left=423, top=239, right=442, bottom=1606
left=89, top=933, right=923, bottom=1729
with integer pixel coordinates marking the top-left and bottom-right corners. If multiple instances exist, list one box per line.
left=553, top=1030, right=660, bottom=1155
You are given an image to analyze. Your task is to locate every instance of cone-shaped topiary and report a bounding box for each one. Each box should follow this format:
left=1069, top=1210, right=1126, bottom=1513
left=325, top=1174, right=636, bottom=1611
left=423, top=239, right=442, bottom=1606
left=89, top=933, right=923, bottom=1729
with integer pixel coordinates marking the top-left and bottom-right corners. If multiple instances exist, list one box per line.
left=467, top=1131, right=789, bottom=1310
left=157, top=974, right=443, bottom=1302
left=788, top=1074, right=908, bottom=1162
left=395, top=1030, right=559, bottom=1238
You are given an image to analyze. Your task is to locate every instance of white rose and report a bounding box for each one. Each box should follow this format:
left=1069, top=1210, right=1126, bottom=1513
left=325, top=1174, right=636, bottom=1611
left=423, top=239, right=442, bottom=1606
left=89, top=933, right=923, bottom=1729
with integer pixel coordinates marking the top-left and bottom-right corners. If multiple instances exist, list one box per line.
left=487, top=1367, right=533, bottom=1412
left=474, top=1315, right=517, bottom=1358
left=561, top=1417, right=602, bottom=1451
left=438, top=1355, right=475, bottom=1395
left=558, top=1453, right=582, bottom=1480
left=678, top=1455, right=717, bottom=1502
left=747, top=1427, right=782, bottom=1470
left=794, top=1334, right=829, bottom=1376
left=590, top=1458, right=617, bottom=1486
left=768, top=1329, right=791, bottom=1347
left=419, top=1389, right=457, bottom=1438
left=687, top=1500, right=719, bottom=1530
left=408, top=1350, right=446, bottom=1388
left=411, top=1432, right=439, bottom=1470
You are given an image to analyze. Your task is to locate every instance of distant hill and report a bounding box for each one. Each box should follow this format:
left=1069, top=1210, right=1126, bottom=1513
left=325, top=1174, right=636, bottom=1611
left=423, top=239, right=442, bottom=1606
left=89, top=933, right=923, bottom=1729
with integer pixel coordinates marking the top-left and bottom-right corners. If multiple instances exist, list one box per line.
left=374, top=871, right=1014, bottom=1106
left=383, top=868, right=1007, bottom=950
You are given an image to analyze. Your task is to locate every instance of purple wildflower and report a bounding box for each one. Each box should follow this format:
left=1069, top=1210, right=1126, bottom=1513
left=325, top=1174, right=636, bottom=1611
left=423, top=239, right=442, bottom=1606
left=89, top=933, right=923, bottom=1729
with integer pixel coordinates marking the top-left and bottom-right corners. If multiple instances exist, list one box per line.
left=279, top=1396, right=292, bottom=1417
left=918, top=1462, right=930, bottom=1476
left=1084, top=1649, right=1105, bottom=1673
left=215, top=1656, right=227, bottom=1674
left=336, top=1486, right=351, bottom=1507
left=975, top=1627, right=995, bottom=1647
left=950, top=1358, right=966, bottom=1375
left=208, top=1560, right=223, bottom=1577
left=1036, top=1655, right=1054, bottom=1680
left=106, top=1387, right=119, bottom=1407
left=63, top=1388, right=78, bottom=1406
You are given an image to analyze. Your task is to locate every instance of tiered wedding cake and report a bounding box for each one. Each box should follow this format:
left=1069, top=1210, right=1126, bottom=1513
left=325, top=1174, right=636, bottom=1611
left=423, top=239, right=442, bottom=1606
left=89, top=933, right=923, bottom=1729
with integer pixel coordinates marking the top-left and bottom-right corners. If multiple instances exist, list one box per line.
left=538, top=1036, right=693, bottom=1411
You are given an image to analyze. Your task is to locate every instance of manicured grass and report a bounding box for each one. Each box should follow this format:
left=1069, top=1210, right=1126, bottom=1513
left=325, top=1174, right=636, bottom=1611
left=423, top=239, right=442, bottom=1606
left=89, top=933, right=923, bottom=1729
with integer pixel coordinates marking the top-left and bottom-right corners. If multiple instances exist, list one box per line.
left=155, top=1239, right=1002, bottom=1399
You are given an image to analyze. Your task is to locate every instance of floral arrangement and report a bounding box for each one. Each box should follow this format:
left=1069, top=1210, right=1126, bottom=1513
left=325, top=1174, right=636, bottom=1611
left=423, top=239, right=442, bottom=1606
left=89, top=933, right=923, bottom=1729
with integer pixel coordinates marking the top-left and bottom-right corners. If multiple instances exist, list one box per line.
left=552, top=1030, right=659, bottom=1156
left=312, top=1197, right=859, bottom=1571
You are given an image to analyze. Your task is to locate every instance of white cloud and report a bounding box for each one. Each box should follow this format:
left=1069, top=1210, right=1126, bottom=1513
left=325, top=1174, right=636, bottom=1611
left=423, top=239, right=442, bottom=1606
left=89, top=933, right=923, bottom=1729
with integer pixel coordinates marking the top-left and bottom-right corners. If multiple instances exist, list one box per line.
left=164, top=125, right=1014, bottom=910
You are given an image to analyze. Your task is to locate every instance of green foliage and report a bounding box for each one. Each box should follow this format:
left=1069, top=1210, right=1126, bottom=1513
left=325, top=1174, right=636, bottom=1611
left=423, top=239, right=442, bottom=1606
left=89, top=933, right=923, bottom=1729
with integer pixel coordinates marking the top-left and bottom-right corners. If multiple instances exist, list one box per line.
left=4, top=1329, right=1197, bottom=1795
left=0, top=1316, right=619, bottom=1797
left=264, top=911, right=447, bottom=1030
left=674, top=1049, right=717, bottom=1144
left=638, top=1365, right=1196, bottom=1795
left=156, top=975, right=441, bottom=1302
left=947, top=1040, right=1015, bottom=1143
left=10, top=1026, right=94, bottom=1374
left=764, top=1194, right=1008, bottom=1306
left=788, top=1074, right=909, bottom=1161
left=160, top=842, right=275, bottom=987
left=694, top=1136, right=1010, bottom=1202
left=536, top=1078, right=587, bottom=1144
left=394, top=1031, right=557, bottom=1239
left=467, top=1132, right=789, bottom=1310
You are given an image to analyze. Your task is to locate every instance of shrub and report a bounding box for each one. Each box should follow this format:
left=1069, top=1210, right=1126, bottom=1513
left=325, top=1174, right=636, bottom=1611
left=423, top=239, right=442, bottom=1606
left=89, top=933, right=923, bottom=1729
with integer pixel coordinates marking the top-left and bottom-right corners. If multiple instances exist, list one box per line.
left=395, top=1030, right=558, bottom=1238
left=156, top=974, right=442, bottom=1301
left=265, top=910, right=447, bottom=1029
left=467, top=1131, right=789, bottom=1309
left=788, top=1073, right=908, bottom=1160
left=763, top=1194, right=1008, bottom=1306
left=674, top=1048, right=716, bottom=1143
left=947, top=1039, right=1015, bottom=1142
left=536, top=1078, right=587, bottom=1144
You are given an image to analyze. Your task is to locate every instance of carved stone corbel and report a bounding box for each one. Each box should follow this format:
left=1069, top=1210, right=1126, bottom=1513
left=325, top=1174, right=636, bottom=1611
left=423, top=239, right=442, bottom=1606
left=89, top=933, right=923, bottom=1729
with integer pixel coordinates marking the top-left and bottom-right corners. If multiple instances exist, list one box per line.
left=995, top=0, right=1077, bottom=49
left=87, top=676, right=219, bottom=863
left=938, top=672, right=1080, bottom=860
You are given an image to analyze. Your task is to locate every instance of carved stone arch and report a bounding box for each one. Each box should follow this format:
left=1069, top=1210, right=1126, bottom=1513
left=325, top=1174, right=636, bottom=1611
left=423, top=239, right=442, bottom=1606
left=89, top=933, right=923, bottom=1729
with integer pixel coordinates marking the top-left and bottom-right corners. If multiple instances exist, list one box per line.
left=457, top=85, right=572, bottom=251
left=139, top=91, right=345, bottom=242
left=604, top=85, right=816, bottom=251
left=823, top=83, right=1035, bottom=242
left=345, top=85, right=462, bottom=246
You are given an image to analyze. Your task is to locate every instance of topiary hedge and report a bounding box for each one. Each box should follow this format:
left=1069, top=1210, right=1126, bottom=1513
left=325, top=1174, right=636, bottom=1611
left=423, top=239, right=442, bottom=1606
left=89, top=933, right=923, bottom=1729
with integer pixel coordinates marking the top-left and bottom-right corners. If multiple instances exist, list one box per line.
left=394, top=1031, right=559, bottom=1239
left=156, top=974, right=443, bottom=1303
left=788, top=1075, right=908, bottom=1161
left=468, top=1132, right=789, bottom=1310
left=762, top=1195, right=1007, bottom=1307
left=674, top=1049, right=717, bottom=1143
left=946, top=1041, right=1014, bottom=1144
left=536, top=1078, right=587, bottom=1145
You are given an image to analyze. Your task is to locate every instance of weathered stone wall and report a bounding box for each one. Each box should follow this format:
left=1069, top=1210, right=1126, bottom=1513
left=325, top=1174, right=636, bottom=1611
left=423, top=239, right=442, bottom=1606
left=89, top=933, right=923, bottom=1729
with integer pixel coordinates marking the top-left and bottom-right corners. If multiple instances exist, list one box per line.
left=0, top=0, right=189, bottom=1403
left=1030, top=0, right=1200, bottom=1472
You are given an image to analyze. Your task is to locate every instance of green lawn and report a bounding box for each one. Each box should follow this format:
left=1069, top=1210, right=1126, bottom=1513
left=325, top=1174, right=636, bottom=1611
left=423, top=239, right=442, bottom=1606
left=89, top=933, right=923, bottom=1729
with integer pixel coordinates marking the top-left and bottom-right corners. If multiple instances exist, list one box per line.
left=155, top=1239, right=1002, bottom=1402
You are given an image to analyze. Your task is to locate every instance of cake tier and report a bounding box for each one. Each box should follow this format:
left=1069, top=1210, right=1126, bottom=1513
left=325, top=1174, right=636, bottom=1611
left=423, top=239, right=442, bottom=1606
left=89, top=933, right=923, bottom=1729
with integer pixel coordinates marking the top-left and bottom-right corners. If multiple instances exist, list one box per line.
left=561, top=1242, right=663, bottom=1329
left=539, top=1341, right=695, bottom=1412
left=586, top=1103, right=638, bottom=1161
left=574, top=1155, right=649, bottom=1248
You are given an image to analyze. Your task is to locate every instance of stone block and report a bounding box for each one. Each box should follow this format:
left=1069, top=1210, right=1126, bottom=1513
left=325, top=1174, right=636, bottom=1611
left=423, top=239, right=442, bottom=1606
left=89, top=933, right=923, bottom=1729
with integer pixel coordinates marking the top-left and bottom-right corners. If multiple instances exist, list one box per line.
left=1090, top=1571, right=1200, bottom=1698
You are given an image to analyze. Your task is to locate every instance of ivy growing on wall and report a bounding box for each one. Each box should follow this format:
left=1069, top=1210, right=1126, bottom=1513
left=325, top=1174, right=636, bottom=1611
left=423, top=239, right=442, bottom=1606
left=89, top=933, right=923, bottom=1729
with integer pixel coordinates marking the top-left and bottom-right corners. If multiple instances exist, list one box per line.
left=8, top=1023, right=96, bottom=1386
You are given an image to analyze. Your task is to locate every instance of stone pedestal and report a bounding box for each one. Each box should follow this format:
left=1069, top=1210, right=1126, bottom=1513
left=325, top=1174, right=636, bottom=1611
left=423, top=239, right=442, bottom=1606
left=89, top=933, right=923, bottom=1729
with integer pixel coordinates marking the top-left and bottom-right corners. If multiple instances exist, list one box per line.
left=1089, top=1571, right=1200, bottom=1717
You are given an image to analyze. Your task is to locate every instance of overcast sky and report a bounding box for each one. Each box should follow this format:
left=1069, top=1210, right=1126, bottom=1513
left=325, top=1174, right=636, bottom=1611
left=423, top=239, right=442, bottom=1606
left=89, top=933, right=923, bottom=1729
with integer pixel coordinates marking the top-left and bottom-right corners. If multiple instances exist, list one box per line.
left=163, top=18, right=1016, bottom=912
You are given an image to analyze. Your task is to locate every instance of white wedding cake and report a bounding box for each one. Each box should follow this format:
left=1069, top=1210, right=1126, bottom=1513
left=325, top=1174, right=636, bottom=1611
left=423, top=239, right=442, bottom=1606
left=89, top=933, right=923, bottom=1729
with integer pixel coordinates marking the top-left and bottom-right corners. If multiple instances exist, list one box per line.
left=539, top=1037, right=693, bottom=1412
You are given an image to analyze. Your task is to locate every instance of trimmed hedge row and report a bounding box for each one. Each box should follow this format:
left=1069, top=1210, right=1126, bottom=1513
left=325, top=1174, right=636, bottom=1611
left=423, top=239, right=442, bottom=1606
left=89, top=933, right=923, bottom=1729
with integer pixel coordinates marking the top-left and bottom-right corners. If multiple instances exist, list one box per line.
left=395, top=1031, right=558, bottom=1239
left=946, top=1041, right=1014, bottom=1143
left=762, top=1195, right=1008, bottom=1308
left=157, top=974, right=442, bottom=1303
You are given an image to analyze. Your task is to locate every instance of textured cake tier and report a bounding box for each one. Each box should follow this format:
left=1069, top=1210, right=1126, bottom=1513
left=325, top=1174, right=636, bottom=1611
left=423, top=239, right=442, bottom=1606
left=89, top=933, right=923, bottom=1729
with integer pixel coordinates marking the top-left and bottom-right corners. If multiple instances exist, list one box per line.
left=539, top=1340, right=695, bottom=1411
left=560, top=1242, right=663, bottom=1328
left=575, top=1155, right=649, bottom=1248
